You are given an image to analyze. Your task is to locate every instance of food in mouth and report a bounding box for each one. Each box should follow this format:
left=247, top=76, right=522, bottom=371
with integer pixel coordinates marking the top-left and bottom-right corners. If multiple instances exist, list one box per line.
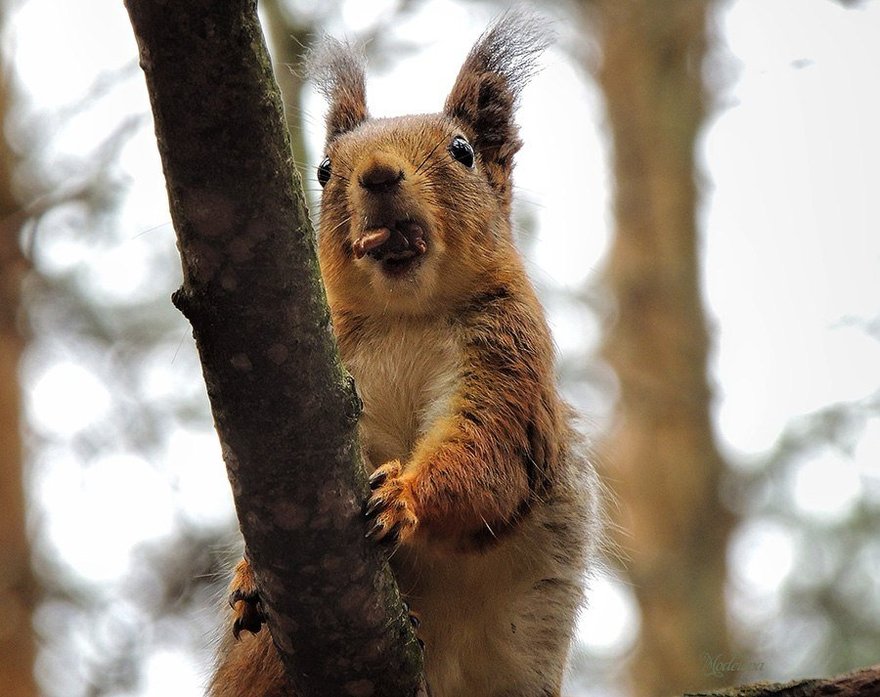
left=352, top=221, right=428, bottom=275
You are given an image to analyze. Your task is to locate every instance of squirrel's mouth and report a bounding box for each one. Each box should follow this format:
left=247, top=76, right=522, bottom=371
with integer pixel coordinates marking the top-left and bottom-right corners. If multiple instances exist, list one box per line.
left=352, top=220, right=428, bottom=277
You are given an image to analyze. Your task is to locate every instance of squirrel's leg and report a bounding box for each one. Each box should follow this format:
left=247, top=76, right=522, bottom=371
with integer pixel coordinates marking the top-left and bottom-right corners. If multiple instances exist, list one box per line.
left=364, top=427, right=532, bottom=548
left=228, top=557, right=265, bottom=638
left=210, top=558, right=290, bottom=697
left=365, top=299, right=556, bottom=549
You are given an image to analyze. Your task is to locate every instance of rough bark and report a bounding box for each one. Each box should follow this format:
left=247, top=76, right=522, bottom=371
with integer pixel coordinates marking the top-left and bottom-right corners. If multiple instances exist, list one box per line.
left=584, top=1, right=734, bottom=695
left=682, top=665, right=880, bottom=697
left=0, top=21, right=38, bottom=697
left=123, top=1, right=424, bottom=695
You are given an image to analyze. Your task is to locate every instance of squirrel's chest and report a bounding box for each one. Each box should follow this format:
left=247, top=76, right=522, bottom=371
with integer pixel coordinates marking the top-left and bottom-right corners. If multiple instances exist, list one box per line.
left=341, top=320, right=462, bottom=467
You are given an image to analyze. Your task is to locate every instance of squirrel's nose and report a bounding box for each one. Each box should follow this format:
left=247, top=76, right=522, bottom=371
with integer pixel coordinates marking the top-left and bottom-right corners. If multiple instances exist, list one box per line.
left=358, top=161, right=404, bottom=192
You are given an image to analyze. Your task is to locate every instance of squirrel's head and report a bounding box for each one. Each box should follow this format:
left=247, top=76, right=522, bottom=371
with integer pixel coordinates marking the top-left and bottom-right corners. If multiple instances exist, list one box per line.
left=307, top=11, right=551, bottom=317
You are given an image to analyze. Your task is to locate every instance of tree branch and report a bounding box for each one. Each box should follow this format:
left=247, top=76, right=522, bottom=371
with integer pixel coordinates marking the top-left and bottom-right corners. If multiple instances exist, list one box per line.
left=683, top=665, right=880, bottom=697
left=122, top=1, right=424, bottom=694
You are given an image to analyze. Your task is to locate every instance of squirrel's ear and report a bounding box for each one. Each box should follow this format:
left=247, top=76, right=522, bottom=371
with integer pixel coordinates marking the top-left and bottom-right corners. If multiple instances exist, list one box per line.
left=306, top=38, right=368, bottom=144
left=444, top=10, right=552, bottom=199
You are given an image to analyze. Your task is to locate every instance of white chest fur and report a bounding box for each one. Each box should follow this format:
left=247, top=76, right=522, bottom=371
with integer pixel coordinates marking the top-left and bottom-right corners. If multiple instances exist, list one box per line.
left=340, top=315, right=587, bottom=697
left=342, top=317, right=462, bottom=468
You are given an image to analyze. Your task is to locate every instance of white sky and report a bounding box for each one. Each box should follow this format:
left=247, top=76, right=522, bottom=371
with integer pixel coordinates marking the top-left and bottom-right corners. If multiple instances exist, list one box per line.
left=706, top=0, right=880, bottom=458
left=11, top=0, right=880, bottom=694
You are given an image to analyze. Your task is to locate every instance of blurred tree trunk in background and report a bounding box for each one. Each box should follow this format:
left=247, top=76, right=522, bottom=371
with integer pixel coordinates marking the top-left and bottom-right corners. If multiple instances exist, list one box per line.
left=262, top=0, right=313, bottom=186
left=583, top=1, right=734, bottom=695
left=0, top=15, right=39, bottom=696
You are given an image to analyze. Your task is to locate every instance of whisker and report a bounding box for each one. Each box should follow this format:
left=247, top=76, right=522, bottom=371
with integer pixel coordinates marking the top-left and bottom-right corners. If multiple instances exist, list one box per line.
left=414, top=132, right=453, bottom=175
left=132, top=221, right=173, bottom=238
left=323, top=214, right=353, bottom=237
left=418, top=158, right=451, bottom=182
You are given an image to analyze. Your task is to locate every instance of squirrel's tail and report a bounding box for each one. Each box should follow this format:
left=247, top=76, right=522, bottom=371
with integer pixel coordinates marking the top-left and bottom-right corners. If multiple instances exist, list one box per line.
left=209, top=628, right=291, bottom=697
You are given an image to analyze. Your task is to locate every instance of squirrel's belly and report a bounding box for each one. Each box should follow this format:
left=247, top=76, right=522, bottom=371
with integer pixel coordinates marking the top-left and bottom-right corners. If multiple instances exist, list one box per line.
left=345, top=322, right=461, bottom=467
left=392, top=516, right=580, bottom=697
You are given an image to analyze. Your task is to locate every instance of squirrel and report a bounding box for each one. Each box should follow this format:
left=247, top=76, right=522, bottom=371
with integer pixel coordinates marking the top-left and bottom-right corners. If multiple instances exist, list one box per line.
left=209, top=10, right=600, bottom=697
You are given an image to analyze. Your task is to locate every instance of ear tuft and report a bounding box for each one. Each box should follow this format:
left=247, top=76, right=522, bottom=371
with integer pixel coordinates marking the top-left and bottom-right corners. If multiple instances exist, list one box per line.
left=445, top=10, right=553, bottom=201
left=454, top=9, right=553, bottom=104
left=305, top=37, right=369, bottom=144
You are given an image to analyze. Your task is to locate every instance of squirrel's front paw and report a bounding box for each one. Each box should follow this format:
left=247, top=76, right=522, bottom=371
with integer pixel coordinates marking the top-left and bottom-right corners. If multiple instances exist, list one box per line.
left=228, top=558, right=265, bottom=639
left=365, top=460, right=419, bottom=544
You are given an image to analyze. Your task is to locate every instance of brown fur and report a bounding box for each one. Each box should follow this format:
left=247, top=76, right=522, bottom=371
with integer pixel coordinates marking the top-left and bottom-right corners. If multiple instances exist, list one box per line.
left=210, top=11, right=599, bottom=697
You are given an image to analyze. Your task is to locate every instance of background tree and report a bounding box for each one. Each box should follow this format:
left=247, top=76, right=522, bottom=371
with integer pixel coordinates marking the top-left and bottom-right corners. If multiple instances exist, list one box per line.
left=261, top=0, right=314, bottom=185
left=579, top=1, right=733, bottom=694
left=6, top=10, right=232, bottom=697
left=0, top=2, right=38, bottom=692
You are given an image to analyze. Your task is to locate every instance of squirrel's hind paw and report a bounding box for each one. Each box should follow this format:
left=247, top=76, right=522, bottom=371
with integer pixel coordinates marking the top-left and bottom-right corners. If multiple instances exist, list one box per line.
left=228, top=558, right=265, bottom=639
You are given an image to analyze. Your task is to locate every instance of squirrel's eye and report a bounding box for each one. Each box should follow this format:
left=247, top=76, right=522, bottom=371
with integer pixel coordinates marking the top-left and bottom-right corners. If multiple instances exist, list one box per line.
left=448, top=136, right=475, bottom=169
left=317, top=156, right=332, bottom=187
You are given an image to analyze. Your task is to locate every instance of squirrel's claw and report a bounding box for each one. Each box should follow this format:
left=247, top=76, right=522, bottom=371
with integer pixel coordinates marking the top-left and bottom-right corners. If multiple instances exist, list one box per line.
left=231, top=596, right=265, bottom=639
left=368, top=468, right=388, bottom=489
left=364, top=460, right=418, bottom=544
left=366, top=518, right=403, bottom=544
left=228, top=588, right=244, bottom=609
left=228, top=558, right=265, bottom=639
left=364, top=493, right=386, bottom=518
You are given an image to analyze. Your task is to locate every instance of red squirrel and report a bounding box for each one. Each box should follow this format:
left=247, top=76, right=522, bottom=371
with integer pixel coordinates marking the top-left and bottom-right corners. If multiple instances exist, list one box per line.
left=210, top=11, right=600, bottom=697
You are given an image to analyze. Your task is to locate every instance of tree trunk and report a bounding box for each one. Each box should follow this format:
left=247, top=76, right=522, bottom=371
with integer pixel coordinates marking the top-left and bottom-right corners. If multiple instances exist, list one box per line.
left=123, top=1, right=424, bottom=694
left=0, top=21, right=38, bottom=697
left=585, top=1, right=734, bottom=695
